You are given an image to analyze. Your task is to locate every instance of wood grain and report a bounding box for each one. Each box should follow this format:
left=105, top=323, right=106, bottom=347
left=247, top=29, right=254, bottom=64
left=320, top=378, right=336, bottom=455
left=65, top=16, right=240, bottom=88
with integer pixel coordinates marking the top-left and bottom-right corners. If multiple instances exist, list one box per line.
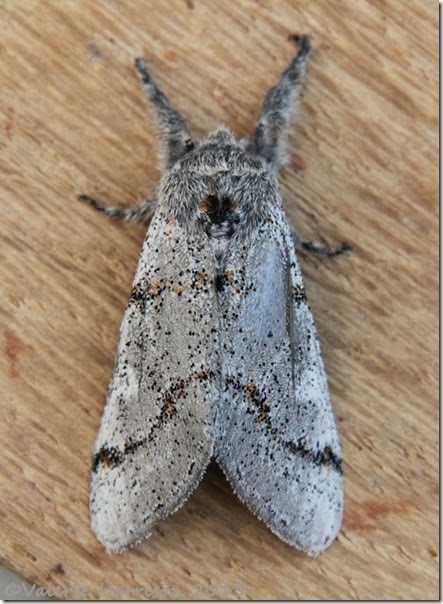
left=0, top=0, right=438, bottom=600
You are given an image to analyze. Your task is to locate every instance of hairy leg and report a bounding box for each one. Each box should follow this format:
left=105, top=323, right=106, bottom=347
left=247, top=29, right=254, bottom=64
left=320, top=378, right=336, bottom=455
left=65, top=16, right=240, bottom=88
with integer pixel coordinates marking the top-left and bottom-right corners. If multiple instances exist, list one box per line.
left=134, top=58, right=194, bottom=168
left=254, top=35, right=312, bottom=172
left=291, top=227, right=351, bottom=257
left=78, top=194, right=154, bottom=222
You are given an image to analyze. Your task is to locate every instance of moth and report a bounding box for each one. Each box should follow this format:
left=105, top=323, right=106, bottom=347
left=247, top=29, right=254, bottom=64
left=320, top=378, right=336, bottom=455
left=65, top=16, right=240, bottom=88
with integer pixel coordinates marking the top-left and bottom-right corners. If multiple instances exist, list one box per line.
left=80, top=36, right=349, bottom=556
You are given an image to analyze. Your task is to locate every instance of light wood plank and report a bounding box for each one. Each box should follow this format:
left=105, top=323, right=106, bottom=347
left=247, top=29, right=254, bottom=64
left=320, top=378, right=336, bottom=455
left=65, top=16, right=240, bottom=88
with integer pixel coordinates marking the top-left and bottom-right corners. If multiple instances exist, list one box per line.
left=0, top=0, right=437, bottom=599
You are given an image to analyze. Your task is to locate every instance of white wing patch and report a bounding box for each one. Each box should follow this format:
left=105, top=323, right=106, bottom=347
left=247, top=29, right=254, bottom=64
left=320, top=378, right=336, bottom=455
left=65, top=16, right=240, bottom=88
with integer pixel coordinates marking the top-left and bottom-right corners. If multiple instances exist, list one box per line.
left=214, top=206, right=343, bottom=556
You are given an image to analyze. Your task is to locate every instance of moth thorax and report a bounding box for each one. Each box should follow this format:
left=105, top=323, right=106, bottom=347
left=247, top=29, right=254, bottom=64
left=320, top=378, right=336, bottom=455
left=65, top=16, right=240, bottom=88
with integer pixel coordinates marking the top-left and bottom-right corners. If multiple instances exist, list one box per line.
left=199, top=194, right=239, bottom=239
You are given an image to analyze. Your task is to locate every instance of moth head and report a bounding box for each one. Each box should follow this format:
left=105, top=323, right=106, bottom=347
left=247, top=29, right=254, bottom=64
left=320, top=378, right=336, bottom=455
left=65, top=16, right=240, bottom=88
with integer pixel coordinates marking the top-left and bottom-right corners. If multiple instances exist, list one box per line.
left=159, top=126, right=279, bottom=234
left=143, top=37, right=311, bottom=226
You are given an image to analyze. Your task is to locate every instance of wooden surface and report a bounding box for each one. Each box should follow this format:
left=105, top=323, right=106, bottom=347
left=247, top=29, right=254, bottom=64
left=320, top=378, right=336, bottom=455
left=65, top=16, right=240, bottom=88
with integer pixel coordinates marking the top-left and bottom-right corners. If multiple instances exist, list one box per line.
left=0, top=0, right=438, bottom=600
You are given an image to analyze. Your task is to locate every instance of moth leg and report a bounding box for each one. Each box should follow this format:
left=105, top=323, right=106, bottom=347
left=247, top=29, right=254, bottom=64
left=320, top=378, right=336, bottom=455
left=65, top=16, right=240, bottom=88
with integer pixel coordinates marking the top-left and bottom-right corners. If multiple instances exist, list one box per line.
left=253, top=35, right=312, bottom=172
left=291, top=227, right=351, bottom=257
left=77, top=194, right=155, bottom=222
left=134, top=58, right=194, bottom=168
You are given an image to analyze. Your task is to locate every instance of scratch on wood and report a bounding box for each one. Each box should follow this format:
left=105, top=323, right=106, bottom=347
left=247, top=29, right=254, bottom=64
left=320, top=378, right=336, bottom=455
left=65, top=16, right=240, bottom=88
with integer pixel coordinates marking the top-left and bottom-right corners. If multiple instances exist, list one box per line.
left=52, top=563, right=65, bottom=575
left=344, top=497, right=418, bottom=532
left=5, top=108, right=15, bottom=141
left=4, top=330, right=28, bottom=378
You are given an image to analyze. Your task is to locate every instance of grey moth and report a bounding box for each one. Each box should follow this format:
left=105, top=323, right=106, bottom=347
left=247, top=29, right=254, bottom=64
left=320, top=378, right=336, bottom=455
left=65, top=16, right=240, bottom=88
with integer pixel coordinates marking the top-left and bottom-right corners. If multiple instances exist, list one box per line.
left=80, top=35, right=347, bottom=556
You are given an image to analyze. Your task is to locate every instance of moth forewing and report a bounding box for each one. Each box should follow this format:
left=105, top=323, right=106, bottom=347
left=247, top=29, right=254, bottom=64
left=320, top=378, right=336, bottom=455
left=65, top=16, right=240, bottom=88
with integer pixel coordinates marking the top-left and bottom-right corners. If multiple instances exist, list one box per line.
left=90, top=212, right=217, bottom=552
left=214, top=206, right=343, bottom=556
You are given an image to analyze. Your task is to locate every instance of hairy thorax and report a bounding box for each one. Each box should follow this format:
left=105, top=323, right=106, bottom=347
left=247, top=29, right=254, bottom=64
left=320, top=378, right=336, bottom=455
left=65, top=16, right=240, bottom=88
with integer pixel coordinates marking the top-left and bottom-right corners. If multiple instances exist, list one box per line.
left=158, top=130, right=281, bottom=244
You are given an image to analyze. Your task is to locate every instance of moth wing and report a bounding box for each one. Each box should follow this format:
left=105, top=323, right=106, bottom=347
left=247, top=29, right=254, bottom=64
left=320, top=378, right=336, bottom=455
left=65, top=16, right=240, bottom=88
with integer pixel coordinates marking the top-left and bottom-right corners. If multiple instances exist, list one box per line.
left=90, top=210, right=218, bottom=552
left=215, top=207, right=343, bottom=556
